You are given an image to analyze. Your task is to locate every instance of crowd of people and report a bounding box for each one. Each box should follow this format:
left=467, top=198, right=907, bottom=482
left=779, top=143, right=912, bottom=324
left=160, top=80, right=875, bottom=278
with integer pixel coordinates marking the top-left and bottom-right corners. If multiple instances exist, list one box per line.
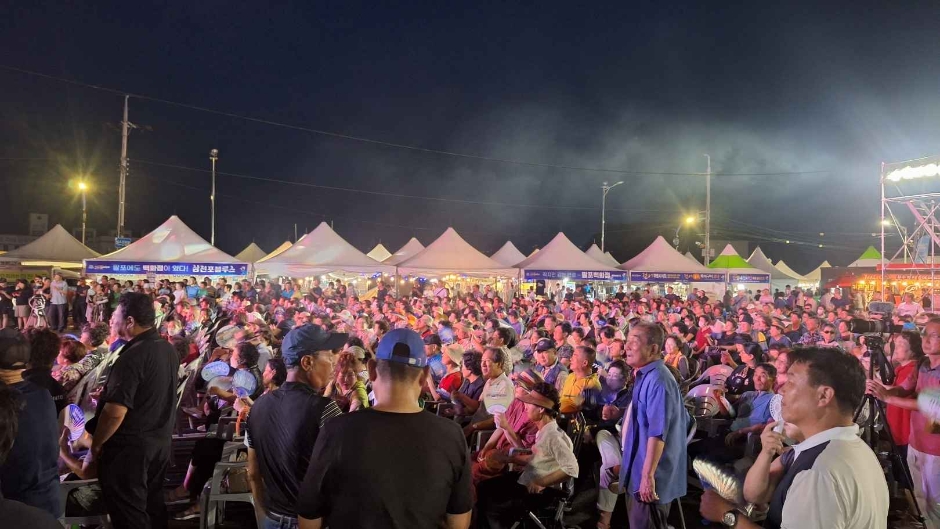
left=0, top=273, right=938, bottom=528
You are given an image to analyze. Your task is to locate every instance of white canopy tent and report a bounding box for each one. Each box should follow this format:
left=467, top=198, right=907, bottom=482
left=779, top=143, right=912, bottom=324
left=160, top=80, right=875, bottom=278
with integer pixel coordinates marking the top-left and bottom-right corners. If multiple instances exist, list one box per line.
left=366, top=243, right=393, bottom=262
left=747, top=247, right=801, bottom=290
left=257, top=241, right=292, bottom=263
left=0, top=224, right=100, bottom=268
left=585, top=244, right=620, bottom=267
left=234, top=243, right=267, bottom=263
left=620, top=236, right=724, bottom=295
left=804, top=260, right=831, bottom=283
left=514, top=233, right=624, bottom=281
left=254, top=222, right=394, bottom=277
left=385, top=238, right=425, bottom=266
left=707, top=244, right=771, bottom=292
left=684, top=251, right=701, bottom=264
left=848, top=246, right=882, bottom=268
left=85, top=216, right=247, bottom=276
left=396, top=228, right=517, bottom=278
left=490, top=241, right=527, bottom=267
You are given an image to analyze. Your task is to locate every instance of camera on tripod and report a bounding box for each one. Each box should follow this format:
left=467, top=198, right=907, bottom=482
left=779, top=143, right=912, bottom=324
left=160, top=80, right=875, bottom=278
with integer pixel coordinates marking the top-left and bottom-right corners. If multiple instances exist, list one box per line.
left=846, top=301, right=903, bottom=335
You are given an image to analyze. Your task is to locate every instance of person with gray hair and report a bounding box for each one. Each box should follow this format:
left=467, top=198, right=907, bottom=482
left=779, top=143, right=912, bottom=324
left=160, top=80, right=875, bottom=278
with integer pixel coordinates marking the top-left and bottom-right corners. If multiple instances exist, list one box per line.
left=619, top=321, right=689, bottom=528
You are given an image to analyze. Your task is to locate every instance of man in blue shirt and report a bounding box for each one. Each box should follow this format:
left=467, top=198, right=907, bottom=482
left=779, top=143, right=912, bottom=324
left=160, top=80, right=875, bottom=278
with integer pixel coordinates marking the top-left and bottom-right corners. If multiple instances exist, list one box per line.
left=620, top=322, right=689, bottom=528
left=423, top=334, right=447, bottom=386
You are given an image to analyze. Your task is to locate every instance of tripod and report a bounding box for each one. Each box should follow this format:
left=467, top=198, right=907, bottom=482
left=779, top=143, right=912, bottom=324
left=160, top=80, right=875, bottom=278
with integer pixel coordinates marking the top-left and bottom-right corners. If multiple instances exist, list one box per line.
left=855, top=338, right=924, bottom=525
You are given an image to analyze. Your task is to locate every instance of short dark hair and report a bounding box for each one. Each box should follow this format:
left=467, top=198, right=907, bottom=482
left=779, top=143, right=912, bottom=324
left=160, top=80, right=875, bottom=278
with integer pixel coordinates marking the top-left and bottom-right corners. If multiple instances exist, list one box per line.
left=570, top=327, right=585, bottom=339
left=755, top=362, right=777, bottom=378
left=236, top=343, right=260, bottom=368
left=59, top=339, right=88, bottom=364
left=267, top=357, right=287, bottom=387
left=0, top=383, right=19, bottom=463
left=374, top=320, right=390, bottom=334
left=607, top=359, right=628, bottom=375
left=558, top=322, right=572, bottom=335
left=530, top=381, right=561, bottom=418
left=494, top=326, right=513, bottom=346
left=26, top=328, right=61, bottom=369
left=345, top=336, right=365, bottom=349
left=119, top=292, right=156, bottom=327
left=81, top=322, right=110, bottom=347
left=169, top=335, right=191, bottom=362
left=789, top=347, right=865, bottom=416
left=576, top=345, right=596, bottom=366
left=375, top=359, right=425, bottom=383
left=601, top=326, right=616, bottom=340
left=462, top=351, right=483, bottom=377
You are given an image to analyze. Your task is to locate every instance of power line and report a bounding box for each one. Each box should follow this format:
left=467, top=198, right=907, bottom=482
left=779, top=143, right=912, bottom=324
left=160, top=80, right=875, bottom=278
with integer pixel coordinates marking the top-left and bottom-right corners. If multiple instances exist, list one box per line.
left=0, top=64, right=829, bottom=178
left=128, top=158, right=674, bottom=213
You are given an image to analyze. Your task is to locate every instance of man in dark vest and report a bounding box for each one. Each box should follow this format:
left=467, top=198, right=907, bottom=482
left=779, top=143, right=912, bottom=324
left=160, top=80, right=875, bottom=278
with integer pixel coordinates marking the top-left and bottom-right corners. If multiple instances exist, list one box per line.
left=700, top=347, right=888, bottom=528
left=245, top=324, right=345, bottom=528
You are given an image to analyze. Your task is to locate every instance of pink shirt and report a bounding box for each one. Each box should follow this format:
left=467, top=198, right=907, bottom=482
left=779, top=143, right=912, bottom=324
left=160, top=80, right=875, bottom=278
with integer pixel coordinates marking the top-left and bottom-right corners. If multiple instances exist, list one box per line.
left=902, top=360, right=940, bottom=455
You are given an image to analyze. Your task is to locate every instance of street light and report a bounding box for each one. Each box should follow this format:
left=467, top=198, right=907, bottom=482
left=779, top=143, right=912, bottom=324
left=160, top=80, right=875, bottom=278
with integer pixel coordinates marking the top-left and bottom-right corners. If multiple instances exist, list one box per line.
left=600, top=181, right=624, bottom=252
left=703, top=153, right=711, bottom=264
left=77, top=181, right=88, bottom=245
left=210, top=149, right=218, bottom=246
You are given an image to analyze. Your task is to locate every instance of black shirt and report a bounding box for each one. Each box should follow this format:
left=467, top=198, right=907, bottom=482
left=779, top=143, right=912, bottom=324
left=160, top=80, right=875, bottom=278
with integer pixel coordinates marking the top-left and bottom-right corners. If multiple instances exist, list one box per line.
left=245, top=382, right=342, bottom=517
left=99, top=328, right=179, bottom=447
left=14, top=287, right=31, bottom=306
left=22, top=368, right=67, bottom=415
left=0, top=380, right=60, bottom=517
left=297, top=408, right=473, bottom=528
left=0, top=495, right=62, bottom=529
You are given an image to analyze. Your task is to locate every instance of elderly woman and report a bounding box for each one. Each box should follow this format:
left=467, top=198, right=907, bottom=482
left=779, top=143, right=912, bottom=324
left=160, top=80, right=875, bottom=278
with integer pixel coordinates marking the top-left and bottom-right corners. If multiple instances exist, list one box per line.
left=463, top=346, right=513, bottom=438
left=425, top=343, right=464, bottom=402
left=476, top=382, right=579, bottom=528
left=52, top=339, right=88, bottom=388
left=323, top=351, right=369, bottom=412
left=663, top=335, right=690, bottom=380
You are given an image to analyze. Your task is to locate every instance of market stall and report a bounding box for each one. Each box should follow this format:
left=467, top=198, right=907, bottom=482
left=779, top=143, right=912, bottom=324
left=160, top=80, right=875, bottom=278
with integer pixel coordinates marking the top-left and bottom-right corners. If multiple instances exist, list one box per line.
left=514, top=232, right=624, bottom=299
left=620, top=236, right=725, bottom=298
left=708, top=244, right=770, bottom=293
left=234, top=243, right=267, bottom=263
left=253, top=222, right=393, bottom=278
left=366, top=243, right=393, bottom=262
left=747, top=247, right=801, bottom=292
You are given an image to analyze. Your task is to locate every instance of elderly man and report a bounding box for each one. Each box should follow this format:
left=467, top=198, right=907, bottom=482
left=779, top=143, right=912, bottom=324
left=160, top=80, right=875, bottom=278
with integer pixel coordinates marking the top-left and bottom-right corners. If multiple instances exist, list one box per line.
left=620, top=322, right=689, bottom=528
left=704, top=347, right=888, bottom=528
left=558, top=345, right=601, bottom=414
left=532, top=338, right=569, bottom=393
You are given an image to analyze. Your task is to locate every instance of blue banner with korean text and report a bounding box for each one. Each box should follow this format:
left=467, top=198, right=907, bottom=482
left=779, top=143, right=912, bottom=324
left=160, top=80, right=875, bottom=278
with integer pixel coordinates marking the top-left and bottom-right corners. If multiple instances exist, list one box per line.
left=524, top=270, right=627, bottom=281
left=728, top=273, right=771, bottom=283
left=629, top=271, right=726, bottom=283
left=84, top=261, right=249, bottom=276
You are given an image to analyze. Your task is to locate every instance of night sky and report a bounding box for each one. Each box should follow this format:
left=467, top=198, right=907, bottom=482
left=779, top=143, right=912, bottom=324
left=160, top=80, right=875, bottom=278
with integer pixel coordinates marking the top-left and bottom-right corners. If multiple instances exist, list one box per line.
left=3, top=2, right=940, bottom=274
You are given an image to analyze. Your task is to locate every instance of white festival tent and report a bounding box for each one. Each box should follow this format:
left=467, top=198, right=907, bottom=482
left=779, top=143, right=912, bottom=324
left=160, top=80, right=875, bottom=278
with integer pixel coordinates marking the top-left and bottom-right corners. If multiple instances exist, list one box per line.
left=747, top=247, right=801, bottom=290
left=384, top=238, right=425, bottom=266
left=490, top=241, right=527, bottom=267
left=620, top=236, right=722, bottom=295
left=804, top=260, right=831, bottom=283
left=0, top=224, right=100, bottom=268
left=366, top=243, right=393, bottom=262
left=605, top=252, right=618, bottom=264
left=585, top=244, right=621, bottom=267
left=684, top=251, right=701, bottom=264
left=254, top=222, right=394, bottom=277
left=234, top=243, right=267, bottom=263
left=396, top=228, right=517, bottom=278
left=774, top=260, right=809, bottom=283
left=707, top=244, right=771, bottom=291
left=257, top=241, right=292, bottom=263
left=85, top=215, right=247, bottom=276
left=514, top=232, right=623, bottom=281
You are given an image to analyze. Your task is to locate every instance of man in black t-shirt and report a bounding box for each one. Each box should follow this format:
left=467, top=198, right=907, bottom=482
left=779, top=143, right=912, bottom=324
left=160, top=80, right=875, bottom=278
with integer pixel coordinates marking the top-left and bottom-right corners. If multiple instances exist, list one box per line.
left=90, top=293, right=179, bottom=529
left=22, top=328, right=66, bottom=415
left=297, top=328, right=472, bottom=529
left=246, top=324, right=345, bottom=528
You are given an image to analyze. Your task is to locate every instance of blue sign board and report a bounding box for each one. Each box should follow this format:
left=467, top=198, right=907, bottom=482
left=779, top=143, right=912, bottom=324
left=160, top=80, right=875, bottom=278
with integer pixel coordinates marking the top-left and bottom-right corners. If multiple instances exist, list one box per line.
left=728, top=273, right=771, bottom=283
left=85, top=260, right=249, bottom=276
left=114, top=237, right=132, bottom=249
left=524, top=270, right=627, bottom=281
left=629, top=271, right=726, bottom=283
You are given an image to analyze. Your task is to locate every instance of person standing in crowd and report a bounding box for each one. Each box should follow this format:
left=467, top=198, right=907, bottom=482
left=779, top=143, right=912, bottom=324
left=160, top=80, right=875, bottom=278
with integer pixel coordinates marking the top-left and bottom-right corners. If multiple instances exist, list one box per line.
left=868, top=319, right=940, bottom=528
left=620, top=322, right=689, bottom=528
left=22, top=328, right=66, bottom=415
left=47, top=273, right=69, bottom=332
left=0, top=381, right=62, bottom=527
left=703, top=347, right=888, bottom=528
left=0, top=329, right=60, bottom=517
left=90, top=292, right=179, bottom=529
left=297, top=328, right=472, bottom=529
left=73, top=277, right=89, bottom=328
left=246, top=324, right=345, bottom=529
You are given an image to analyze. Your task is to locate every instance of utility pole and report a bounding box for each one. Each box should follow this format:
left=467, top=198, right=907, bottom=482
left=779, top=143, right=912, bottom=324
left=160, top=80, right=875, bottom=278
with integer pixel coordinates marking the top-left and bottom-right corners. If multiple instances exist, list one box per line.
left=600, top=181, right=624, bottom=252
left=704, top=154, right=711, bottom=265
left=210, top=149, right=218, bottom=246
left=117, top=95, right=130, bottom=237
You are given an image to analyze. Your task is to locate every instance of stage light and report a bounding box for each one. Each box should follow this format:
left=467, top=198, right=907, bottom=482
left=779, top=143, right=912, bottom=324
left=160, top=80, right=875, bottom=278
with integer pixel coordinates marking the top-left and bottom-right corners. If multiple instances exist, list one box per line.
left=885, top=163, right=940, bottom=182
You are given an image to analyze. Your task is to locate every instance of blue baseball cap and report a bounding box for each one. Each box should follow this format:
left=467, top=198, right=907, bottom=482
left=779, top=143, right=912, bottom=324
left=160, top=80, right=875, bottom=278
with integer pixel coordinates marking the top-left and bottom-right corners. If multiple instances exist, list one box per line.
left=281, top=324, right=348, bottom=367
left=375, top=328, right=427, bottom=368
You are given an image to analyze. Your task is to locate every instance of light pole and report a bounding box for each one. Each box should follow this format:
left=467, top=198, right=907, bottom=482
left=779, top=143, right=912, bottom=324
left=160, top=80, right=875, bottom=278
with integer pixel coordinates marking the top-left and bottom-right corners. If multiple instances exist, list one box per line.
left=210, top=149, right=218, bottom=246
left=703, top=154, right=711, bottom=265
left=600, top=180, right=624, bottom=252
left=78, top=181, right=88, bottom=245
left=674, top=216, right=696, bottom=249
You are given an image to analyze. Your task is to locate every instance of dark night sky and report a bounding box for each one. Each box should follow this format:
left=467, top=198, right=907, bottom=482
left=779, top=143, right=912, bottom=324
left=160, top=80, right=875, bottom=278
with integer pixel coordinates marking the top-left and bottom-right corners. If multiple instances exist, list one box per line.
left=2, top=2, right=940, bottom=274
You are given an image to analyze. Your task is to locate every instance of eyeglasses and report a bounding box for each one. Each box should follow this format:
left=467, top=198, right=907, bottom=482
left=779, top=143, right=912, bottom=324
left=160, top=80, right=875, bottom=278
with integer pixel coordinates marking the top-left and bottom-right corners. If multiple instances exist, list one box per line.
left=822, top=331, right=834, bottom=334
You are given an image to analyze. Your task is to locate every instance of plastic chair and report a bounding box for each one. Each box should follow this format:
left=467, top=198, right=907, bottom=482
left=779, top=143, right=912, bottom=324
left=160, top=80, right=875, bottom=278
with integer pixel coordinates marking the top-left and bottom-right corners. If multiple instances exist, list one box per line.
left=199, top=461, right=262, bottom=529
left=59, top=479, right=111, bottom=528
left=519, top=477, right=576, bottom=529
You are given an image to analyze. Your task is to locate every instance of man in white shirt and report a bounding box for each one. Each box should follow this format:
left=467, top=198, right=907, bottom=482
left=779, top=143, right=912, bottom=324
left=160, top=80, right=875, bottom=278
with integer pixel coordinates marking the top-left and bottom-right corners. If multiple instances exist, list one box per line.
left=48, top=273, right=69, bottom=332
left=700, top=347, right=888, bottom=528
left=896, top=293, right=925, bottom=318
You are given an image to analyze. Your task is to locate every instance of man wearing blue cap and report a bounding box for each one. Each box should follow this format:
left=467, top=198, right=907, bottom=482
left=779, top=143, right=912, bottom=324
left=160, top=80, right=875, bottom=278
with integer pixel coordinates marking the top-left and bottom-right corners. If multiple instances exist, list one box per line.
left=246, top=324, right=345, bottom=529
left=298, top=328, right=472, bottom=529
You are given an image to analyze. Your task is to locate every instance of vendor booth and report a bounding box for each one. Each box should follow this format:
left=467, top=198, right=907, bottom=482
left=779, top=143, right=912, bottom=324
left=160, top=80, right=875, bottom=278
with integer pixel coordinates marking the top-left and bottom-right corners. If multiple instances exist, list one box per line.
left=490, top=241, right=527, bottom=267
left=620, top=236, right=725, bottom=298
left=254, top=222, right=393, bottom=278
left=585, top=244, right=620, bottom=267
left=513, top=232, right=624, bottom=299
left=0, top=224, right=100, bottom=274
left=747, top=247, right=801, bottom=292
left=366, top=243, right=393, bottom=262
left=384, top=238, right=425, bottom=266
left=708, top=244, right=770, bottom=293
left=84, top=215, right=248, bottom=278
left=234, top=243, right=267, bottom=263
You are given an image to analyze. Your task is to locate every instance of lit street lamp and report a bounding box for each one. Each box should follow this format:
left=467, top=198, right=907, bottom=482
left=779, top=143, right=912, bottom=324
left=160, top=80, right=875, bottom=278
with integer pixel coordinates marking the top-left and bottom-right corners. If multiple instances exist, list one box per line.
left=600, top=181, right=624, bottom=252
left=77, top=181, right=88, bottom=245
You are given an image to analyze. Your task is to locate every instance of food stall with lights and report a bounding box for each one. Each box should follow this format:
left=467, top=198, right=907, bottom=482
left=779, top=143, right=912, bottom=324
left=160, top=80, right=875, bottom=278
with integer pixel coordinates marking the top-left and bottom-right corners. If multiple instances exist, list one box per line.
left=620, top=236, right=725, bottom=298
